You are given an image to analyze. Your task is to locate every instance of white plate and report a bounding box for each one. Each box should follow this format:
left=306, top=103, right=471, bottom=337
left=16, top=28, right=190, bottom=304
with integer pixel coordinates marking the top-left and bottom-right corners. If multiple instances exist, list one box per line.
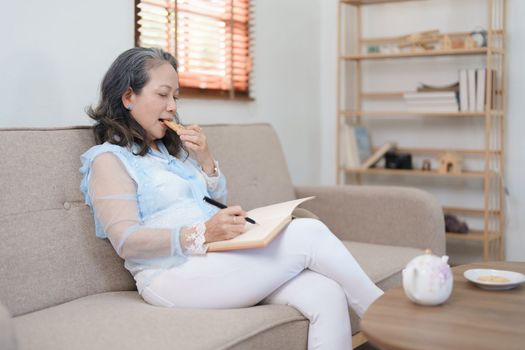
left=464, top=268, right=525, bottom=290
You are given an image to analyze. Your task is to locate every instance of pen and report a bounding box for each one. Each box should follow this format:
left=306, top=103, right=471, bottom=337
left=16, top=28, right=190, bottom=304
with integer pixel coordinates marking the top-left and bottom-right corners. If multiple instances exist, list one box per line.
left=203, top=196, right=257, bottom=224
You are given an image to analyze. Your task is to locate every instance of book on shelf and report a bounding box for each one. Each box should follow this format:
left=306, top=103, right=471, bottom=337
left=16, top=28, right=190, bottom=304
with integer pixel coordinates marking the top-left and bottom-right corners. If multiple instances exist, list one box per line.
left=459, top=69, right=469, bottom=112
left=354, top=126, right=373, bottom=165
left=467, top=69, right=477, bottom=112
left=475, top=68, right=486, bottom=112
left=340, top=123, right=357, bottom=168
left=403, top=91, right=457, bottom=100
left=361, top=142, right=397, bottom=169
left=340, top=124, right=372, bottom=169
left=207, top=197, right=315, bottom=252
left=458, top=67, right=491, bottom=112
left=417, top=81, right=459, bottom=93
left=403, top=91, right=459, bottom=112
left=341, top=124, right=372, bottom=169
left=490, top=69, right=496, bottom=110
left=406, top=103, right=459, bottom=112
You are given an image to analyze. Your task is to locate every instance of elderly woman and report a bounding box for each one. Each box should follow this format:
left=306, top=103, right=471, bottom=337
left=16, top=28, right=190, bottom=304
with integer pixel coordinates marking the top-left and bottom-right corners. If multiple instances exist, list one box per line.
left=80, top=47, right=383, bottom=350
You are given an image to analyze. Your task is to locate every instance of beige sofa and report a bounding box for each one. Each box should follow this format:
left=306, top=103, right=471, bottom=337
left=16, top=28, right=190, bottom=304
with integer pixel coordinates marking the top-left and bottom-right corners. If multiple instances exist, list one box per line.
left=0, top=124, right=445, bottom=350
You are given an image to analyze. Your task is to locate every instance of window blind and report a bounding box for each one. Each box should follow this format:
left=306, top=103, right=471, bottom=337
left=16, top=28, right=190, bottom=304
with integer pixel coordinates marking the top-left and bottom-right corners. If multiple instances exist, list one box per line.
left=135, top=0, right=252, bottom=98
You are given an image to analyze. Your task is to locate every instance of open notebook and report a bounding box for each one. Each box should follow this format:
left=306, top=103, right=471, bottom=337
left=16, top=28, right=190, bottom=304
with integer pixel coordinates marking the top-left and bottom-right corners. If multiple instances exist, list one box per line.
left=207, top=197, right=315, bottom=252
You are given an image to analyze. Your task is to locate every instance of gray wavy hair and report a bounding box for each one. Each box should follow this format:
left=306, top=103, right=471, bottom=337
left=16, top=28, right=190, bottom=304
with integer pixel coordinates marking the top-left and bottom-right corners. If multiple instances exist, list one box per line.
left=87, top=47, right=184, bottom=157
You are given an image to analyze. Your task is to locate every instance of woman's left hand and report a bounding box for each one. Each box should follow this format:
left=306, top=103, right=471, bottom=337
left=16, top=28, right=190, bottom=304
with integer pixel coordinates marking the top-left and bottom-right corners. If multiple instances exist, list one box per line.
left=177, top=124, right=216, bottom=175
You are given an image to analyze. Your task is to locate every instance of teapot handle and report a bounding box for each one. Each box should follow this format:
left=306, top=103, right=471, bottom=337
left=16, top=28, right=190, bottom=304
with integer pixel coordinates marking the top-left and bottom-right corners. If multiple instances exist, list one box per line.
left=408, top=266, right=421, bottom=302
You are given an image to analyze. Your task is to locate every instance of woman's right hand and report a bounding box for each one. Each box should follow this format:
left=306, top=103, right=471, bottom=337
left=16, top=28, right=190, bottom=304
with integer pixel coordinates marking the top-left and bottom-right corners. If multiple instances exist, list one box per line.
left=204, top=206, right=247, bottom=243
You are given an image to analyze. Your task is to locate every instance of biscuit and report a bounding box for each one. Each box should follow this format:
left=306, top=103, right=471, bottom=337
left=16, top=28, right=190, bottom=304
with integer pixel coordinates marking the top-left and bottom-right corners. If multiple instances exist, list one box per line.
left=477, top=275, right=510, bottom=283
left=164, top=120, right=183, bottom=132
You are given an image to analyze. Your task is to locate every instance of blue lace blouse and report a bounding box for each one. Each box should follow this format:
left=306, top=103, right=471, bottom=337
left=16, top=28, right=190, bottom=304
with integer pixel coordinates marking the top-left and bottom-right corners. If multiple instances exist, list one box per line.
left=80, top=140, right=226, bottom=292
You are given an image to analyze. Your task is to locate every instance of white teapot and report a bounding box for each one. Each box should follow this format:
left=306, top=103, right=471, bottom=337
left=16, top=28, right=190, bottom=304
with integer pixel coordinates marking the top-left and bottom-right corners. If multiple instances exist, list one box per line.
left=402, top=250, right=453, bottom=306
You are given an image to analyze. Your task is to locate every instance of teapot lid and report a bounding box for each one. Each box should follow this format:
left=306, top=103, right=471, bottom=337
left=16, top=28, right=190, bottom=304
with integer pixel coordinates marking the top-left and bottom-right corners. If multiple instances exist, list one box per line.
left=407, top=249, right=449, bottom=268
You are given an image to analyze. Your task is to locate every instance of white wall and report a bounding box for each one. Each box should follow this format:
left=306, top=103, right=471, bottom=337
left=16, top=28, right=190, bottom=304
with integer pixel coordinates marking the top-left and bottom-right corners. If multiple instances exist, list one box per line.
left=183, top=0, right=321, bottom=185
left=319, top=0, right=525, bottom=261
left=0, top=0, right=134, bottom=126
left=0, top=0, right=321, bottom=185
left=505, top=0, right=525, bottom=261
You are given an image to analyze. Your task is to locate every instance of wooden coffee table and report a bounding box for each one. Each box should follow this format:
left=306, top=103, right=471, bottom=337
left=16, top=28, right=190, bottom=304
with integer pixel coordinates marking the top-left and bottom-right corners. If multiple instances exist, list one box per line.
left=361, top=261, right=525, bottom=350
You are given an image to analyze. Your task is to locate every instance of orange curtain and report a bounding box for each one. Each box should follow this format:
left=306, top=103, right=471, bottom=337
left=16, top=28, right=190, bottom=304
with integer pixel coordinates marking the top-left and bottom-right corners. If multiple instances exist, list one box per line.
left=136, top=0, right=252, bottom=94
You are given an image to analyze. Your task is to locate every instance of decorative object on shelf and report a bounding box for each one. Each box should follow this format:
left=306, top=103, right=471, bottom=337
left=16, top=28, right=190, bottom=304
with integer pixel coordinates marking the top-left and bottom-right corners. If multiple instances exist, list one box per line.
left=354, top=126, right=373, bottom=165
left=417, top=81, right=459, bottom=93
left=421, top=159, right=432, bottom=171
left=445, top=214, right=469, bottom=234
left=362, top=142, right=396, bottom=169
left=385, top=151, right=413, bottom=170
left=399, top=29, right=441, bottom=51
left=367, top=45, right=380, bottom=53
left=470, top=28, right=487, bottom=48
left=464, top=35, right=476, bottom=49
left=449, top=33, right=470, bottom=49
left=402, top=250, right=453, bottom=306
left=438, top=152, right=463, bottom=174
left=340, top=125, right=372, bottom=168
left=440, top=34, right=452, bottom=50
left=364, top=29, right=487, bottom=56
left=377, top=44, right=400, bottom=54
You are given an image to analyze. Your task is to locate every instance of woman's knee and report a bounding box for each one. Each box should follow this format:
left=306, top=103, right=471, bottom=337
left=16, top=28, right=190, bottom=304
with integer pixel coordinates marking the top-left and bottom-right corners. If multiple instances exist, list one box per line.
left=292, top=218, right=327, bottom=229
left=287, top=218, right=330, bottom=238
left=282, top=218, right=333, bottom=247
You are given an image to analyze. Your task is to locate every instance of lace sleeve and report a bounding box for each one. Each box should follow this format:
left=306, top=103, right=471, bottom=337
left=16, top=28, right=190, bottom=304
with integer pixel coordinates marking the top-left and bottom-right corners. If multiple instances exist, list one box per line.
left=89, top=153, right=206, bottom=259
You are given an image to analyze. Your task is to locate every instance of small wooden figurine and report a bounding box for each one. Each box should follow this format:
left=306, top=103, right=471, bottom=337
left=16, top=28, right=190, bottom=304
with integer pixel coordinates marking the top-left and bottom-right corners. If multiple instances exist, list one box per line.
left=464, top=36, right=476, bottom=49
left=438, top=152, right=463, bottom=174
left=440, top=35, right=452, bottom=50
left=399, top=30, right=440, bottom=51
left=421, top=159, right=432, bottom=171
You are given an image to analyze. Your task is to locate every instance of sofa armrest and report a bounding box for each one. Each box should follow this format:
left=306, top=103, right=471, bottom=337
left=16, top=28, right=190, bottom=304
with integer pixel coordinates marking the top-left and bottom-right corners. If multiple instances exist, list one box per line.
left=295, top=185, right=445, bottom=255
left=0, top=301, right=17, bottom=350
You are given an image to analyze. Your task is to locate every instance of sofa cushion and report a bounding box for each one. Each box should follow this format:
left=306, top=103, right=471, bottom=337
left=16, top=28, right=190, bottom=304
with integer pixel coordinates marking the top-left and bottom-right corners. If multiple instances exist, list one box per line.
left=345, top=241, right=422, bottom=284
left=13, top=240, right=422, bottom=349
left=13, top=292, right=308, bottom=350
left=0, top=128, right=135, bottom=317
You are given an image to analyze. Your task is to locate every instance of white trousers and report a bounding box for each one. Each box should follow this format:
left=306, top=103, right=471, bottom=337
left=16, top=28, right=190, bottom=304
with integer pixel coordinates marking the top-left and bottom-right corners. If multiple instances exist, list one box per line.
left=141, top=219, right=383, bottom=350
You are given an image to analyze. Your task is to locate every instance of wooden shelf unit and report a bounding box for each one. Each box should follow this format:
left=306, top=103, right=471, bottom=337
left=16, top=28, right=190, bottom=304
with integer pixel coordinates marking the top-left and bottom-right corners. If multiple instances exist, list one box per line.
left=336, top=0, right=507, bottom=261
left=339, top=111, right=487, bottom=117
left=341, top=167, right=486, bottom=178
left=341, top=48, right=490, bottom=60
left=446, top=230, right=501, bottom=241
left=443, top=206, right=501, bottom=216
left=341, top=0, right=421, bottom=5
left=386, top=147, right=501, bottom=157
